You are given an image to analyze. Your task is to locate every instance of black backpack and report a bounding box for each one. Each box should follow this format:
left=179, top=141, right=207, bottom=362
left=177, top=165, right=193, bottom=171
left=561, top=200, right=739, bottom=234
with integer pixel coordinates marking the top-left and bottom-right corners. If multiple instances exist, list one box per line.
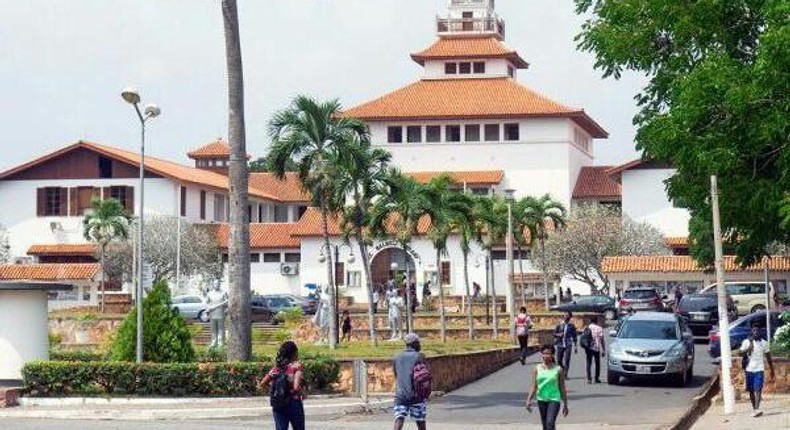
left=579, top=327, right=592, bottom=350
left=269, top=367, right=292, bottom=410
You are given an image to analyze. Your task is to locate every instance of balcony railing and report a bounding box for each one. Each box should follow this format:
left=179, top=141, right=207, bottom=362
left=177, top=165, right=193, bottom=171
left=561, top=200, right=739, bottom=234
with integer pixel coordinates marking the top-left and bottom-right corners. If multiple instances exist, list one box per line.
left=436, top=16, right=505, bottom=39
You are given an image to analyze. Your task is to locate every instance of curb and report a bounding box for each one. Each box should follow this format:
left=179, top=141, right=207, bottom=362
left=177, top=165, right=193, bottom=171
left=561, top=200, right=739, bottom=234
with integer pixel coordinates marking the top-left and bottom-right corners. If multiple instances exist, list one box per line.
left=662, top=373, right=720, bottom=430
left=18, top=393, right=346, bottom=407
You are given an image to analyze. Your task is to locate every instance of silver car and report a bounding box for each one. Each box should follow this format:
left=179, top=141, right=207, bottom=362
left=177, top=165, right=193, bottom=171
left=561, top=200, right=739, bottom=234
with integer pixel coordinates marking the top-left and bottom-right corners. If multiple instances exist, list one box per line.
left=607, top=312, right=694, bottom=386
left=172, top=294, right=209, bottom=322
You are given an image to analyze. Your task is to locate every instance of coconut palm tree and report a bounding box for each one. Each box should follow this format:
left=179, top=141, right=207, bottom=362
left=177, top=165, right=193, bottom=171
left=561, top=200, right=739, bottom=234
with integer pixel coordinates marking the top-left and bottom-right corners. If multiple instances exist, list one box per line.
left=522, top=194, right=567, bottom=310
left=83, top=198, right=132, bottom=313
left=513, top=197, right=531, bottom=305
left=336, top=137, right=391, bottom=346
left=221, top=0, right=252, bottom=361
left=452, top=196, right=477, bottom=340
left=472, top=195, right=508, bottom=339
left=268, top=96, right=367, bottom=349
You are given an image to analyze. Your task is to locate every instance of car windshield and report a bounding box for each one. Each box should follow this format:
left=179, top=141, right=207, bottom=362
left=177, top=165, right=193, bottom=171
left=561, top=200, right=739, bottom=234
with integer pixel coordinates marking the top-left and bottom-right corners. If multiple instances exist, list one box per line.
left=619, top=320, right=679, bottom=340
left=624, top=290, right=656, bottom=299
left=679, top=295, right=717, bottom=312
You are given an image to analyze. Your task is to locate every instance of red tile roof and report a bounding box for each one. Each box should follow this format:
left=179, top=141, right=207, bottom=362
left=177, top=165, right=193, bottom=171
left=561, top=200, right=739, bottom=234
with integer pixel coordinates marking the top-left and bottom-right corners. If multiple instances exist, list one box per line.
left=663, top=237, right=689, bottom=248
left=407, top=170, right=504, bottom=186
left=0, top=264, right=100, bottom=281
left=572, top=166, right=621, bottom=200
left=342, top=78, right=607, bottom=138
left=602, top=256, right=790, bottom=274
left=249, top=173, right=311, bottom=203
left=291, top=208, right=432, bottom=237
left=211, top=223, right=300, bottom=249
left=28, top=244, right=98, bottom=256
left=411, top=37, right=529, bottom=68
left=187, top=139, right=230, bottom=159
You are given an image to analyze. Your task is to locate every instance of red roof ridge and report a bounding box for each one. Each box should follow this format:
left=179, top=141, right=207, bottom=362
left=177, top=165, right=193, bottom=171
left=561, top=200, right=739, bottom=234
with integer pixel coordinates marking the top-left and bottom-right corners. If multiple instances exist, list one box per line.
left=0, top=263, right=100, bottom=281
left=410, top=36, right=529, bottom=68
left=187, top=139, right=230, bottom=159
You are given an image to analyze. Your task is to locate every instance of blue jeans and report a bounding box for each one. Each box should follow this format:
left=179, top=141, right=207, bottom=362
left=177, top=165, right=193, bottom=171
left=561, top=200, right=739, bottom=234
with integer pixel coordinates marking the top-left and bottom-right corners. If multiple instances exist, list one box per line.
left=273, top=399, right=305, bottom=430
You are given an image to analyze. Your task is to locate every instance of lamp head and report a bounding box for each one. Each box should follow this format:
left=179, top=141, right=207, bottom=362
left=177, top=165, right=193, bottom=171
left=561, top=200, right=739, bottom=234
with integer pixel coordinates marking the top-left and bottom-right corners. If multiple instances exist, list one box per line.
left=144, top=104, right=161, bottom=118
left=347, top=253, right=356, bottom=265
left=318, top=251, right=326, bottom=264
left=504, top=189, right=516, bottom=201
left=121, top=87, right=141, bottom=105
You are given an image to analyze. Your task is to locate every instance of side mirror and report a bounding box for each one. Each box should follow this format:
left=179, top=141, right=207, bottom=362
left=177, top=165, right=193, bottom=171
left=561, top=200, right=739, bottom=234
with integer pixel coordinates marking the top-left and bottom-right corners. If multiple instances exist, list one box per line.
left=662, top=295, right=668, bottom=300
left=608, top=330, right=617, bottom=337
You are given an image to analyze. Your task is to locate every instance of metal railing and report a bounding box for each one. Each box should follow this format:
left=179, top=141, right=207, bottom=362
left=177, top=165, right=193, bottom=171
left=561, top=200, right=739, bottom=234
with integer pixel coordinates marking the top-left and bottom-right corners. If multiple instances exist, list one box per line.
left=436, top=17, right=505, bottom=38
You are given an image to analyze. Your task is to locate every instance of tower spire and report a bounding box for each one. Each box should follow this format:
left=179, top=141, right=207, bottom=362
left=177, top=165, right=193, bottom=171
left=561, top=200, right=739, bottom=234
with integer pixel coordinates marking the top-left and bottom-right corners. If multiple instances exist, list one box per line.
left=437, top=0, right=505, bottom=40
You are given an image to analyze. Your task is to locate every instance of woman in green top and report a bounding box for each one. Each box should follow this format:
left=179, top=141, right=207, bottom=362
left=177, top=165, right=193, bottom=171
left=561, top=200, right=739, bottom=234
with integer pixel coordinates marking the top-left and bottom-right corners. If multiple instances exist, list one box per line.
left=526, top=344, right=569, bottom=430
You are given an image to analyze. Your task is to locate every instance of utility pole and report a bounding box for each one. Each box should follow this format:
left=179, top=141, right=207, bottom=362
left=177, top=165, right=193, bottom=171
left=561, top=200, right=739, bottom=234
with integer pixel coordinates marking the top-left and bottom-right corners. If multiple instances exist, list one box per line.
left=711, top=175, right=735, bottom=415
left=764, top=256, right=771, bottom=342
left=505, top=190, right=516, bottom=343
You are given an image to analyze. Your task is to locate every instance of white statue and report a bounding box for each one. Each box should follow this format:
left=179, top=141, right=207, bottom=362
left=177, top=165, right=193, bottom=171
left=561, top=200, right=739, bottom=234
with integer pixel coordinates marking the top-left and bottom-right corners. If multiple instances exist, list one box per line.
left=388, top=294, right=405, bottom=340
left=205, top=280, right=228, bottom=348
left=311, top=286, right=332, bottom=344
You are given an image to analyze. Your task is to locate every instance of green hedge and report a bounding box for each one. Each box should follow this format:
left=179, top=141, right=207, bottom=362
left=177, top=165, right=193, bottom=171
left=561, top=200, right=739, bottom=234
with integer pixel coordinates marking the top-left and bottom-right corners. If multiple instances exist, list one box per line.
left=23, top=358, right=340, bottom=397
left=50, top=350, right=107, bottom=362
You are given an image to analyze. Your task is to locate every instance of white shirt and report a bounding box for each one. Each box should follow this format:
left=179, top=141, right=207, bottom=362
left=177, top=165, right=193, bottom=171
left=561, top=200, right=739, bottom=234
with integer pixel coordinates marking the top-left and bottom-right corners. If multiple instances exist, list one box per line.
left=740, top=338, right=770, bottom=372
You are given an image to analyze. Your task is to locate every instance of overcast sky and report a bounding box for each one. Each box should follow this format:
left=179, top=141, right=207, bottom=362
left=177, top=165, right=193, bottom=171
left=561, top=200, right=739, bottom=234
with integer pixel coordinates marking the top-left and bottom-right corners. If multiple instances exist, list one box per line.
left=0, top=0, right=645, bottom=172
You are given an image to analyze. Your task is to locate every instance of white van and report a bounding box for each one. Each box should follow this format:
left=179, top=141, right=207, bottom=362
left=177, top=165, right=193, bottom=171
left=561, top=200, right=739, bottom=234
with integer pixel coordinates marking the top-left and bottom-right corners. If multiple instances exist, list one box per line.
left=698, top=282, right=775, bottom=316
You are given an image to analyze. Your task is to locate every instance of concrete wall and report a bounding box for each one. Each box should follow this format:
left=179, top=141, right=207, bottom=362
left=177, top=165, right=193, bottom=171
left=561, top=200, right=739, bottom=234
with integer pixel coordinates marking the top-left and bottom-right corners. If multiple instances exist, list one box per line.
left=621, top=168, right=690, bottom=237
left=0, top=290, right=48, bottom=380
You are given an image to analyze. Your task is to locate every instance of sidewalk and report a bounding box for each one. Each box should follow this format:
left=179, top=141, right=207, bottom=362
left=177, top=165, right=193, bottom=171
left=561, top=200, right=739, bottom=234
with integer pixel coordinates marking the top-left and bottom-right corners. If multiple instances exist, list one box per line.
left=691, top=395, right=790, bottom=429
left=0, top=395, right=392, bottom=421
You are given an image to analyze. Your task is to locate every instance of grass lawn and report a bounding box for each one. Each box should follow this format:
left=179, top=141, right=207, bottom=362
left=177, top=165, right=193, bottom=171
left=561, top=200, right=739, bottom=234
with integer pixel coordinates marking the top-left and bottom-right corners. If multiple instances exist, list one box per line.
left=253, top=339, right=515, bottom=360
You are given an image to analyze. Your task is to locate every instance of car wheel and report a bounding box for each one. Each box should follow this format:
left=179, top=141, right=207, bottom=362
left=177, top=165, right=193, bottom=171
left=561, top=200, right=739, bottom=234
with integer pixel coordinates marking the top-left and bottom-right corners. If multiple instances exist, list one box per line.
left=607, top=370, right=619, bottom=385
left=750, top=305, right=765, bottom=314
left=604, top=310, right=616, bottom=321
left=685, top=364, right=694, bottom=382
left=673, top=369, right=689, bottom=387
left=198, top=310, right=209, bottom=323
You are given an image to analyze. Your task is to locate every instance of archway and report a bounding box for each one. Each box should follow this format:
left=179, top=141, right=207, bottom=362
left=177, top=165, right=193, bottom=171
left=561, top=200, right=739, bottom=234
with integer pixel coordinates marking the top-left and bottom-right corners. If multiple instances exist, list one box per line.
left=369, top=247, right=417, bottom=289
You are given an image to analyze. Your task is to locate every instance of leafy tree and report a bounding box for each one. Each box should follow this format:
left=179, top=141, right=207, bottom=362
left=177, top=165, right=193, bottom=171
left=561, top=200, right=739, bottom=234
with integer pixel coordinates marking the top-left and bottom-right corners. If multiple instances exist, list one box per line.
left=268, top=96, right=368, bottom=349
left=110, top=280, right=195, bottom=363
left=542, top=203, right=669, bottom=294
left=248, top=154, right=298, bottom=173
left=0, top=224, right=11, bottom=264
left=82, top=198, right=132, bottom=313
left=522, top=194, right=567, bottom=309
left=574, top=0, right=790, bottom=266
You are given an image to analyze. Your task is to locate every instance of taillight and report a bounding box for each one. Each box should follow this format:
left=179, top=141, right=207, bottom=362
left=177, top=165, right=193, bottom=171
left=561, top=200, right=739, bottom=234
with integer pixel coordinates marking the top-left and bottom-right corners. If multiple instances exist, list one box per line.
left=652, top=296, right=662, bottom=305
left=619, top=299, right=629, bottom=307
left=709, top=332, right=719, bottom=342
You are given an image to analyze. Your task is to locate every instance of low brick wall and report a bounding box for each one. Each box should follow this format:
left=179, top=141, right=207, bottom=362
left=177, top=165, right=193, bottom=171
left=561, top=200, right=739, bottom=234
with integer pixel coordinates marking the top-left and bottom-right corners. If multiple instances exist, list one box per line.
left=48, top=316, right=123, bottom=347
left=0, top=388, right=20, bottom=408
left=348, top=313, right=601, bottom=335
left=729, top=357, right=790, bottom=394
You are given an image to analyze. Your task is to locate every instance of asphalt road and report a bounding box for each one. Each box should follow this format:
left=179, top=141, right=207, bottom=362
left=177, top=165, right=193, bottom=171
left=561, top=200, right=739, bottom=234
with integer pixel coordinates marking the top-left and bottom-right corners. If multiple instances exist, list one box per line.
left=1, top=344, right=716, bottom=430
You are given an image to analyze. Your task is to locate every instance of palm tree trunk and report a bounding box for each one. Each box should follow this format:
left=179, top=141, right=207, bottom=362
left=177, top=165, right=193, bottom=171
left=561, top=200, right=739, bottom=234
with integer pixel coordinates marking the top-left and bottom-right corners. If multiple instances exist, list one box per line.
left=540, top=237, right=550, bottom=311
left=517, top=244, right=526, bottom=307
left=222, top=0, right=252, bottom=362
left=321, top=208, right=337, bottom=350
left=489, top=249, right=498, bottom=340
left=463, top=251, right=474, bottom=339
left=100, top=244, right=106, bottom=313
left=436, top=249, right=446, bottom=343
left=355, top=223, right=377, bottom=347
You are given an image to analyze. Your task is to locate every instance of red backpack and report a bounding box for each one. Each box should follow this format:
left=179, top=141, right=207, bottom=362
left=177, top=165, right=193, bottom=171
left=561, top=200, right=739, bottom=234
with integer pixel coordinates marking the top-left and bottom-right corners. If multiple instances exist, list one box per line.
left=412, top=361, right=432, bottom=403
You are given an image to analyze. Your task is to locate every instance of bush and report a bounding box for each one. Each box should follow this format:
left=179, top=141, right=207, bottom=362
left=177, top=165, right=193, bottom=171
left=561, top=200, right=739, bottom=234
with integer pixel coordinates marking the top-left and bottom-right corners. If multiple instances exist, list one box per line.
left=109, top=281, right=195, bottom=363
left=50, top=349, right=106, bottom=362
left=23, top=357, right=340, bottom=397
left=774, top=312, right=790, bottom=353
left=197, top=346, right=227, bottom=363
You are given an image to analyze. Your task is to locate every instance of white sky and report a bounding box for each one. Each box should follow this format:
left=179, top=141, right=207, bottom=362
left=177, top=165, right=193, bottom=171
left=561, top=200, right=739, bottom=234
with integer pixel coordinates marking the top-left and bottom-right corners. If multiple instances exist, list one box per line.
left=0, top=0, right=646, bottom=172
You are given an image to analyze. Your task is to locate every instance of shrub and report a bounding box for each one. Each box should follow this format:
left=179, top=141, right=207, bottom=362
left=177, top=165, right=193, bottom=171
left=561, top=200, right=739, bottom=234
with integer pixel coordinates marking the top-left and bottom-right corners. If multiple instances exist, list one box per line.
left=197, top=346, right=227, bottom=363
left=50, top=349, right=106, bottom=362
left=774, top=312, right=790, bottom=353
left=109, top=281, right=195, bottom=363
left=274, top=328, right=291, bottom=343
left=23, top=357, right=340, bottom=397
left=48, top=333, right=64, bottom=348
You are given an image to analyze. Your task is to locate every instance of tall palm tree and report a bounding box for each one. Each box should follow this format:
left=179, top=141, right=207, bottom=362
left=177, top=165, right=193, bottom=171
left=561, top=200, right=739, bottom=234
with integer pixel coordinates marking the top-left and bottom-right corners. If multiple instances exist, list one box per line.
left=513, top=197, right=531, bottom=306
left=221, top=0, right=252, bottom=362
left=83, top=198, right=132, bottom=313
left=269, top=96, right=367, bottom=349
left=423, top=175, right=474, bottom=342
left=522, top=194, right=567, bottom=310
left=453, top=197, right=477, bottom=340
left=473, top=195, right=508, bottom=339
left=336, top=137, right=391, bottom=347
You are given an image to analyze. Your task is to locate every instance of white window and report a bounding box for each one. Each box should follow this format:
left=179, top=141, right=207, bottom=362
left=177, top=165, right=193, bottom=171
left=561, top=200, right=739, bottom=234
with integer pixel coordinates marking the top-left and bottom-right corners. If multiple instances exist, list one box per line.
left=213, top=194, right=227, bottom=221
left=347, top=271, right=363, bottom=288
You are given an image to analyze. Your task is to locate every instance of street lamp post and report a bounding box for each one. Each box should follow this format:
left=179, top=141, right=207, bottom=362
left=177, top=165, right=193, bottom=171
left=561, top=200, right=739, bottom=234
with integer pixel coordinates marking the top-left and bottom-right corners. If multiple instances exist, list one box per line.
left=121, top=87, right=161, bottom=364
left=319, top=243, right=355, bottom=344
left=505, top=189, right=516, bottom=343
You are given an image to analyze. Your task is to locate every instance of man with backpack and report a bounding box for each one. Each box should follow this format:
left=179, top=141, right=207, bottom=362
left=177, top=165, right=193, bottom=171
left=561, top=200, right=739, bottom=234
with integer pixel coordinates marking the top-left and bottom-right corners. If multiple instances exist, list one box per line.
left=740, top=321, right=775, bottom=418
left=393, top=333, right=431, bottom=430
left=580, top=317, right=605, bottom=384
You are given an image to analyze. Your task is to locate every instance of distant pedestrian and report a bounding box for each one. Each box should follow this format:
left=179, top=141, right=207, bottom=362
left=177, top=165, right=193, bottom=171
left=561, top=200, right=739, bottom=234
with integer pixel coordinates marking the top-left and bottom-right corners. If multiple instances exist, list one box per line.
left=526, top=344, right=569, bottom=430
left=741, top=321, right=775, bottom=417
left=422, top=281, right=432, bottom=311
left=564, top=287, right=573, bottom=303
left=580, top=318, right=605, bottom=384
left=673, top=287, right=683, bottom=311
left=553, top=311, right=577, bottom=378
left=393, top=333, right=429, bottom=430
left=373, top=289, right=380, bottom=314
left=472, top=282, right=482, bottom=301
left=341, top=310, right=352, bottom=342
left=515, top=306, right=533, bottom=365
left=259, top=341, right=305, bottom=430
left=410, top=282, right=419, bottom=315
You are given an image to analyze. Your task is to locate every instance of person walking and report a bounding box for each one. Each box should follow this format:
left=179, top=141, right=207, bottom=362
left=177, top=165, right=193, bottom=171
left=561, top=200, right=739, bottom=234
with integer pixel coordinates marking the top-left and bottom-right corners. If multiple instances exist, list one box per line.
left=526, top=344, right=569, bottom=430
left=515, top=306, right=533, bottom=365
left=740, top=321, right=775, bottom=417
left=393, top=333, right=428, bottom=430
left=580, top=318, right=605, bottom=384
left=553, top=311, right=577, bottom=378
left=259, top=341, right=305, bottom=430
left=341, top=310, right=352, bottom=342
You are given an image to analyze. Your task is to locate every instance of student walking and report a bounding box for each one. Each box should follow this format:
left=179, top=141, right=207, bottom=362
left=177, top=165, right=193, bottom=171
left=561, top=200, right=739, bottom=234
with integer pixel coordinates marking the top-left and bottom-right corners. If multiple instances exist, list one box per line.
left=341, top=310, right=352, bottom=342
left=580, top=318, right=605, bottom=384
left=515, top=306, right=533, bottom=365
left=393, top=333, right=430, bottom=430
left=259, top=341, right=305, bottom=430
left=553, top=311, right=577, bottom=378
left=740, top=321, right=775, bottom=417
left=526, top=344, right=569, bottom=430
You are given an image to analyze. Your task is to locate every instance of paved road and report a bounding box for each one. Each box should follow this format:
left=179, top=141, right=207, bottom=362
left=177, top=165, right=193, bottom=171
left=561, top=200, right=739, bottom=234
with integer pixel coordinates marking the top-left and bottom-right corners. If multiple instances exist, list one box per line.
left=1, top=343, right=716, bottom=430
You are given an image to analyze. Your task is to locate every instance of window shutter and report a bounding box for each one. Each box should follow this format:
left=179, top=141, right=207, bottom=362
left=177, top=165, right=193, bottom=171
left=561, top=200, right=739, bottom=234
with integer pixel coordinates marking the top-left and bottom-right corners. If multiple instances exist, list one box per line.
left=69, top=188, right=79, bottom=216
left=125, top=186, right=134, bottom=214
left=58, top=188, right=68, bottom=216
left=441, top=261, right=451, bottom=285
left=36, top=188, right=45, bottom=216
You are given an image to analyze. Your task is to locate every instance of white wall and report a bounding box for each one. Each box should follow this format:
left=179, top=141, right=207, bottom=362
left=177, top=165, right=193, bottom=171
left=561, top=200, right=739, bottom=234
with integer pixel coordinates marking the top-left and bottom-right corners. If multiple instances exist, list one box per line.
left=621, top=169, right=690, bottom=237
left=423, top=59, right=515, bottom=79
left=0, top=290, right=48, bottom=380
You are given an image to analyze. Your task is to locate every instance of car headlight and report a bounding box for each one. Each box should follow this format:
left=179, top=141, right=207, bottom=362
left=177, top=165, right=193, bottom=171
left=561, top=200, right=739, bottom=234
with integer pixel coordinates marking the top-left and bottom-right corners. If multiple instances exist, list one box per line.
left=664, top=345, right=685, bottom=358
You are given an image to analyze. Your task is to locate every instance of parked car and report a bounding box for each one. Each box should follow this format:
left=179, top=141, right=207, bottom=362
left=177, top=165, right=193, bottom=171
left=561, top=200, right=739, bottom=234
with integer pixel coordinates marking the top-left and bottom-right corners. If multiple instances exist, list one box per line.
left=618, top=287, right=665, bottom=316
left=607, top=312, right=695, bottom=386
left=259, top=295, right=299, bottom=314
left=269, top=294, right=317, bottom=315
left=707, top=307, right=789, bottom=360
left=172, top=295, right=209, bottom=322
left=550, top=295, right=618, bottom=321
left=674, top=293, right=737, bottom=337
left=699, top=281, right=776, bottom=316
left=250, top=297, right=279, bottom=324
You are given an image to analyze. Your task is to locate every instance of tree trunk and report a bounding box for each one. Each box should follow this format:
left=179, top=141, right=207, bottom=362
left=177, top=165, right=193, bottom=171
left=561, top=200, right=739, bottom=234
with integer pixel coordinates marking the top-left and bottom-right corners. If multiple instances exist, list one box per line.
left=222, top=0, right=251, bottom=362
left=321, top=208, right=337, bottom=350
left=463, top=251, right=474, bottom=339
left=490, top=249, right=498, bottom=340
left=355, top=222, right=377, bottom=347
left=436, top=249, right=446, bottom=343
left=100, top=244, right=106, bottom=313
left=517, top=243, right=526, bottom=307
left=540, top=237, right=549, bottom=311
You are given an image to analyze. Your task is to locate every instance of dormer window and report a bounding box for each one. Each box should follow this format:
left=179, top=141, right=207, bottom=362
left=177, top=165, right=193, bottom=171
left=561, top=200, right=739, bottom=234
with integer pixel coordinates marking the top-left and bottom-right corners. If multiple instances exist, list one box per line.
left=459, top=62, right=472, bottom=74
left=473, top=62, right=486, bottom=73
left=445, top=63, right=457, bottom=74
